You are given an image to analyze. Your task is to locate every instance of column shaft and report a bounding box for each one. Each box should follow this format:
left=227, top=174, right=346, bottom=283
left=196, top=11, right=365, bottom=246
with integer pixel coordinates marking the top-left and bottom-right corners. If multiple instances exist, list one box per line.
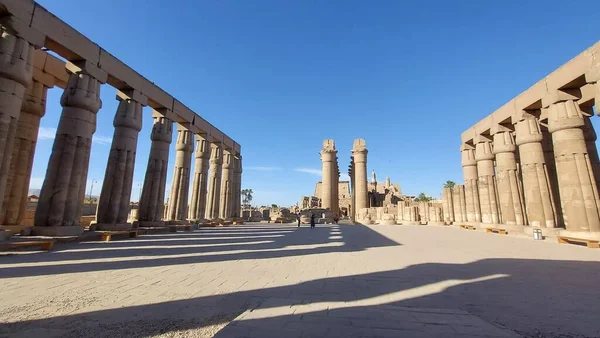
left=0, top=29, right=34, bottom=216
left=138, top=114, right=172, bottom=225
left=189, top=134, right=210, bottom=220
left=95, top=97, right=143, bottom=229
left=34, top=72, right=102, bottom=236
left=452, top=184, right=467, bottom=223
left=352, top=139, right=368, bottom=219
left=475, top=138, right=500, bottom=224
left=461, top=145, right=481, bottom=223
left=205, top=142, right=222, bottom=219
left=167, top=127, right=193, bottom=222
left=547, top=99, right=600, bottom=233
left=442, top=187, right=454, bottom=224
left=320, top=139, right=337, bottom=211
left=493, top=130, right=526, bottom=225
left=0, top=79, right=46, bottom=226
left=232, top=155, right=242, bottom=218
left=219, top=149, right=233, bottom=219
left=515, top=115, right=557, bottom=228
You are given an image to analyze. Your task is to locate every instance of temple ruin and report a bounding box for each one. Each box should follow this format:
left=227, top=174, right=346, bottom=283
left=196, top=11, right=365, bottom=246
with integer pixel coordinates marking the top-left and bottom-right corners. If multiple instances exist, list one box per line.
left=443, top=40, right=600, bottom=243
left=0, top=1, right=242, bottom=238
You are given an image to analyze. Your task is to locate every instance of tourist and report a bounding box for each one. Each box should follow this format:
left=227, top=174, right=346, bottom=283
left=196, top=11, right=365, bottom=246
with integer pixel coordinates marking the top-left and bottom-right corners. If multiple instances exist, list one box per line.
left=297, top=214, right=301, bottom=227
left=310, top=214, right=315, bottom=228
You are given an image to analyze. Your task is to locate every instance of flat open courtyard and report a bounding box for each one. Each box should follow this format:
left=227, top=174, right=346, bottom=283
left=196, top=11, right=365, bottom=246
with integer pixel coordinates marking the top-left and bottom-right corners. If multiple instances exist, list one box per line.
left=1, top=223, right=599, bottom=338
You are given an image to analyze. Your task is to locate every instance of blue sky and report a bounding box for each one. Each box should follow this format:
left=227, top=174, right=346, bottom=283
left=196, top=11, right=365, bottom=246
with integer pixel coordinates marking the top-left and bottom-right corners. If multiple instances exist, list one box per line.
left=31, top=0, right=600, bottom=207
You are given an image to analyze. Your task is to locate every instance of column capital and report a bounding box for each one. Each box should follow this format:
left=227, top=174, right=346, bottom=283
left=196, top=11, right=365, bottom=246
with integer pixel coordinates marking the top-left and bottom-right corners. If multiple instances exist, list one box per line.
left=492, top=130, right=516, bottom=154
left=117, top=89, right=148, bottom=106
left=0, top=27, right=34, bottom=87
left=175, top=128, right=194, bottom=152
left=150, top=115, right=172, bottom=143
left=60, top=72, right=102, bottom=113
left=113, top=97, right=143, bottom=132
left=460, top=143, right=476, bottom=167
left=194, top=133, right=210, bottom=159
left=515, top=114, right=543, bottom=146
left=547, top=99, right=585, bottom=134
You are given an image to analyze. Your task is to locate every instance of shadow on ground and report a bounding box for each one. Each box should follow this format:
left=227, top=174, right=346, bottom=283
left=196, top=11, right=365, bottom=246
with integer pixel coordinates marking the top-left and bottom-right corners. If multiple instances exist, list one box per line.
left=1, top=224, right=599, bottom=337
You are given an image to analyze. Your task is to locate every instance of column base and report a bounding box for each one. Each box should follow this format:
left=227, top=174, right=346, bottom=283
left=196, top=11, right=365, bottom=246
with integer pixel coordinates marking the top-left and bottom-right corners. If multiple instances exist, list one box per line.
left=522, top=226, right=562, bottom=239
left=0, top=230, right=12, bottom=241
left=166, top=220, right=190, bottom=225
left=95, top=223, right=133, bottom=231
left=401, top=221, right=420, bottom=225
left=558, top=230, right=600, bottom=241
left=137, top=220, right=166, bottom=227
left=378, top=219, right=396, bottom=225
left=428, top=221, right=445, bottom=226
left=0, top=224, right=33, bottom=235
left=31, top=225, right=84, bottom=237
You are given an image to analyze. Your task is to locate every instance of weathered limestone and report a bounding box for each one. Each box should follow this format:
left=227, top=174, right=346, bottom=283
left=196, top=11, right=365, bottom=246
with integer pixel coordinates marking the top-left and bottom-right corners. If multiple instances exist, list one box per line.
left=33, top=71, right=102, bottom=236
left=492, top=127, right=526, bottom=226
left=351, top=139, right=368, bottom=219
left=95, top=94, right=143, bottom=230
left=441, top=187, right=454, bottom=224
left=402, top=206, right=420, bottom=225
left=0, top=28, right=34, bottom=217
left=188, top=134, right=210, bottom=221
left=452, top=184, right=467, bottom=223
left=138, top=113, right=172, bottom=226
left=582, top=118, right=600, bottom=198
left=205, top=142, right=223, bottom=219
left=461, top=144, right=481, bottom=223
left=167, top=126, right=193, bottom=223
left=232, top=155, right=242, bottom=218
left=474, top=136, right=500, bottom=224
left=320, top=139, right=338, bottom=213
left=546, top=93, right=600, bottom=235
left=219, top=149, right=233, bottom=219
left=514, top=114, right=557, bottom=228
left=0, top=78, right=46, bottom=227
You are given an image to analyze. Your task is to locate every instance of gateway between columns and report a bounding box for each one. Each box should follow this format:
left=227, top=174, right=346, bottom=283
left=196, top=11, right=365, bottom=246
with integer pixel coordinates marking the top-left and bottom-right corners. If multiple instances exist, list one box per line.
left=0, top=0, right=242, bottom=236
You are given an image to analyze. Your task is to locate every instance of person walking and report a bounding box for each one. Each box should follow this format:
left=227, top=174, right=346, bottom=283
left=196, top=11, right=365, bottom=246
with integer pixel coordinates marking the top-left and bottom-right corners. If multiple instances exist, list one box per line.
left=297, top=214, right=301, bottom=228
left=310, top=214, right=315, bottom=228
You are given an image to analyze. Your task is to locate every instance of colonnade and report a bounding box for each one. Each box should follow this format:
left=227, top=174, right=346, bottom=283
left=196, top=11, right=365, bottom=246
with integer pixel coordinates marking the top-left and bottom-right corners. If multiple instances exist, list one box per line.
left=444, top=40, right=600, bottom=240
left=0, top=5, right=242, bottom=236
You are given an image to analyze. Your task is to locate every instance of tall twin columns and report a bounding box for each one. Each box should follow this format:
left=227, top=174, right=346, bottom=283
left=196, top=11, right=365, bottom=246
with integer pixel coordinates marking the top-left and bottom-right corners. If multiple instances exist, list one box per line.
left=454, top=92, right=600, bottom=239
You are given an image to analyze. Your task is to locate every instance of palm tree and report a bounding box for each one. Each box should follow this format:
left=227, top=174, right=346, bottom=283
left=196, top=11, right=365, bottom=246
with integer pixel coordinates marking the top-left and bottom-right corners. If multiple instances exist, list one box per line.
left=241, top=188, right=253, bottom=207
left=443, top=180, right=456, bottom=189
left=415, top=192, right=432, bottom=202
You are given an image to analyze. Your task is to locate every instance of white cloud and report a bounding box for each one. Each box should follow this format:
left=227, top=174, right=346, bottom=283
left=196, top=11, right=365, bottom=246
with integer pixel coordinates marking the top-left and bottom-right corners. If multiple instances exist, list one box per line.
left=92, top=135, right=112, bottom=145
left=245, top=166, right=282, bottom=171
left=295, top=168, right=322, bottom=176
left=28, top=177, right=45, bottom=189
left=38, top=127, right=57, bottom=140
left=36, top=127, right=112, bottom=146
left=340, top=173, right=351, bottom=181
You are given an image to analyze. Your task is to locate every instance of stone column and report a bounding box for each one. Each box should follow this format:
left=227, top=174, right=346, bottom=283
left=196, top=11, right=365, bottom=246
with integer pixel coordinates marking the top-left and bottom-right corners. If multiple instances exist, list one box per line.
left=475, top=136, right=500, bottom=224
left=189, top=133, right=210, bottom=221
left=351, top=139, right=368, bottom=219
left=515, top=114, right=557, bottom=228
left=33, top=71, right=102, bottom=236
left=461, top=144, right=481, bottom=223
left=546, top=94, right=600, bottom=236
left=583, top=118, right=600, bottom=196
left=205, top=142, right=223, bottom=219
left=441, top=187, right=454, bottom=224
left=219, top=149, right=233, bottom=219
left=320, top=139, right=337, bottom=212
left=232, top=155, right=242, bottom=218
left=492, top=127, right=526, bottom=226
left=138, top=112, right=172, bottom=226
left=0, top=28, right=34, bottom=216
left=167, top=126, right=194, bottom=223
left=95, top=94, right=143, bottom=230
left=0, top=78, right=47, bottom=227
left=452, top=184, right=467, bottom=223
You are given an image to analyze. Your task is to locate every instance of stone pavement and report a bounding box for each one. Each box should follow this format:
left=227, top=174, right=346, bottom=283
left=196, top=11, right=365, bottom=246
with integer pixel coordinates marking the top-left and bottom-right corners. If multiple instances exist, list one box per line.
left=1, top=223, right=599, bottom=337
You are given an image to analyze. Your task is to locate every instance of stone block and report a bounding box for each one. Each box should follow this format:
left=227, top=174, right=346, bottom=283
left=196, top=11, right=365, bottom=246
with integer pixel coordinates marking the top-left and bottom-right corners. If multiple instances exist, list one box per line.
left=95, top=223, right=133, bottom=231
left=31, top=225, right=83, bottom=237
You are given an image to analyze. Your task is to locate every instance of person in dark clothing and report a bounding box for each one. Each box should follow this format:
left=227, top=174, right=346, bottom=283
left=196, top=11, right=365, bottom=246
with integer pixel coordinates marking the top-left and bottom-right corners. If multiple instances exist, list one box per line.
left=310, top=214, right=315, bottom=228
left=297, top=214, right=301, bottom=227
